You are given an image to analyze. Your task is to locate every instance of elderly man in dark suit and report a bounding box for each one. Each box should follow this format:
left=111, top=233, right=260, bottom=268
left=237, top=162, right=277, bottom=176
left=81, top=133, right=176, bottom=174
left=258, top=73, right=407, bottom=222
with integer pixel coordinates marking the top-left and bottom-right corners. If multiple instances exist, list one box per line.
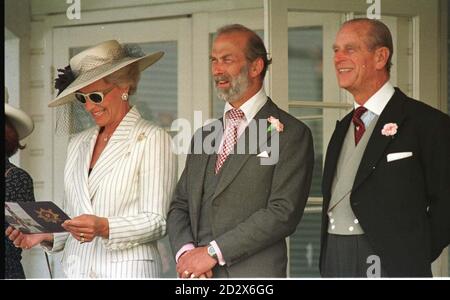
left=320, top=18, right=450, bottom=277
left=167, top=24, right=314, bottom=278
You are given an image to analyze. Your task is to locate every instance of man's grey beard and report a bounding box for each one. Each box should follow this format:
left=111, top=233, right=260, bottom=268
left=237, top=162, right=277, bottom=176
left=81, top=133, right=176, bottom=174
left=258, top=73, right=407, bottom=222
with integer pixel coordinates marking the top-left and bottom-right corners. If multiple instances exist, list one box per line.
left=214, top=65, right=249, bottom=103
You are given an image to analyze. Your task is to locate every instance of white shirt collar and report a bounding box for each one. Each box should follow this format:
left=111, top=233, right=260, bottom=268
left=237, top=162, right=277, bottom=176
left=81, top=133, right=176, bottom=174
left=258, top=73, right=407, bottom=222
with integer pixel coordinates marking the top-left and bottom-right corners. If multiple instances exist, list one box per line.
left=223, top=86, right=267, bottom=123
left=354, top=81, right=395, bottom=115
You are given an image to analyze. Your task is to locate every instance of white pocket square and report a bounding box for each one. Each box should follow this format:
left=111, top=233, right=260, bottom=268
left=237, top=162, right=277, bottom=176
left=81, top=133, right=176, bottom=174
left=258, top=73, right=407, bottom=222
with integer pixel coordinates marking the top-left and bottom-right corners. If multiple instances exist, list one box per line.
left=257, top=151, right=269, bottom=158
left=387, top=152, right=413, bottom=162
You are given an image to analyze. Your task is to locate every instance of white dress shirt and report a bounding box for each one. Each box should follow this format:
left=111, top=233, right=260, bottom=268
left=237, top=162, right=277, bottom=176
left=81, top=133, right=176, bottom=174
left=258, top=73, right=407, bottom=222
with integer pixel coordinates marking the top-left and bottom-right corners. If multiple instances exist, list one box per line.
left=218, top=87, right=268, bottom=152
left=354, top=81, right=395, bottom=127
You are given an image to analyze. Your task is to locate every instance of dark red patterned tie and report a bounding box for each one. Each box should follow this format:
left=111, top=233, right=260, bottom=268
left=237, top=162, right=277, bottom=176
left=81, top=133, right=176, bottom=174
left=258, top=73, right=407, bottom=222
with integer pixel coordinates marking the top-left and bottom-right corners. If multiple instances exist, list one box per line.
left=352, top=106, right=368, bottom=146
left=215, top=108, right=245, bottom=174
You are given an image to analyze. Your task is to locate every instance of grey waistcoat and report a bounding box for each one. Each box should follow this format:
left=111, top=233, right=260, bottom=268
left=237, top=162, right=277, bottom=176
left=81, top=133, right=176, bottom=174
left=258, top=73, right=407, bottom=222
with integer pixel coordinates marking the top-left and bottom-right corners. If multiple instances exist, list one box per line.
left=327, top=115, right=379, bottom=235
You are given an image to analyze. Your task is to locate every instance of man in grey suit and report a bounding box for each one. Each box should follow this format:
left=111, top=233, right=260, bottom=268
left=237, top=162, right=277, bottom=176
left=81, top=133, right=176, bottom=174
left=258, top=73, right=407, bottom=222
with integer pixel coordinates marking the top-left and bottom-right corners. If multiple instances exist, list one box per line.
left=167, top=24, right=314, bottom=278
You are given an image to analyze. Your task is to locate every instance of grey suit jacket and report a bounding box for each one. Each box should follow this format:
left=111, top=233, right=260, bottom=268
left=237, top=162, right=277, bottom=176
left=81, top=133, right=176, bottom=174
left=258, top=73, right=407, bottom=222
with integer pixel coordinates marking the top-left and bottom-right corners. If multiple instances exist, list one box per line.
left=167, top=98, right=314, bottom=277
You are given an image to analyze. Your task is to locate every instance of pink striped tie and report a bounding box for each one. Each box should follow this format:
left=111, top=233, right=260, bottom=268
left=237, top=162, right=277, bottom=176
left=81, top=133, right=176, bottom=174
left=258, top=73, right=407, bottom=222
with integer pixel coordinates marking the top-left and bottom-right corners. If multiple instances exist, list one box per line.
left=215, top=108, right=245, bottom=174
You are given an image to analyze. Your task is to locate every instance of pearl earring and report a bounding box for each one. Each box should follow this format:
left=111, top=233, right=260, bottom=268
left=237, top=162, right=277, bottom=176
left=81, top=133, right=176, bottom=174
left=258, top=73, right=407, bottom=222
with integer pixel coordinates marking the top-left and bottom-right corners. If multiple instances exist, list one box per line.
left=121, top=93, right=129, bottom=101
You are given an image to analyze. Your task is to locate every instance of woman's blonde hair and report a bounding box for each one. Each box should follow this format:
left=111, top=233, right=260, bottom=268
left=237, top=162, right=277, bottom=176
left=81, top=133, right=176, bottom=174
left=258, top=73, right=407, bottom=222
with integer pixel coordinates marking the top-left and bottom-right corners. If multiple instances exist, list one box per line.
left=104, top=62, right=141, bottom=95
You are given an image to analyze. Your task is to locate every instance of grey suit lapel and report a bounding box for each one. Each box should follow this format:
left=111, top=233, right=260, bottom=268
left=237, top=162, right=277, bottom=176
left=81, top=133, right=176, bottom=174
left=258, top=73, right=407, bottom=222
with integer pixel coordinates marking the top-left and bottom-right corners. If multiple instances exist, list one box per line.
left=212, top=98, right=279, bottom=201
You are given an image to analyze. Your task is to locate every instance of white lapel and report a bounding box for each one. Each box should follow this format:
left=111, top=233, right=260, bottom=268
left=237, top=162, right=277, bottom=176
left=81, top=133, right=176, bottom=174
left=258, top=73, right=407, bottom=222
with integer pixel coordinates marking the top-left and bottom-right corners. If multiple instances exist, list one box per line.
left=71, top=127, right=98, bottom=214
left=88, top=107, right=141, bottom=198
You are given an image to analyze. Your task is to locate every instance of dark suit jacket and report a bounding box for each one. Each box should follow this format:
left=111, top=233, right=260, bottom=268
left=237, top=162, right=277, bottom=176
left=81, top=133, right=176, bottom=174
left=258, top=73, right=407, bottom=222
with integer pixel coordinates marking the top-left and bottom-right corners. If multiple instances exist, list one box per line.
left=320, top=88, right=450, bottom=277
left=168, top=98, right=314, bottom=277
left=5, top=157, right=35, bottom=279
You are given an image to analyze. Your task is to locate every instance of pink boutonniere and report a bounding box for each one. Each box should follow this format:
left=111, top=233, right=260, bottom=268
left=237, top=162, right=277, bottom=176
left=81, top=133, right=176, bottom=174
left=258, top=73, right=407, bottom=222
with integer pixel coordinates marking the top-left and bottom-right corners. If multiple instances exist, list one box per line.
left=267, top=116, right=284, bottom=133
left=381, top=123, right=398, bottom=137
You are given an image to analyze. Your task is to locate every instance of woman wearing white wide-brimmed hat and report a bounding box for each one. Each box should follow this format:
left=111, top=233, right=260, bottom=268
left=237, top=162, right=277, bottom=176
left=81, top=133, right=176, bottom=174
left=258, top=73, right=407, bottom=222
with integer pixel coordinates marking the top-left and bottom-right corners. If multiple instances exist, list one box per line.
left=7, top=40, right=176, bottom=278
left=4, top=88, right=36, bottom=279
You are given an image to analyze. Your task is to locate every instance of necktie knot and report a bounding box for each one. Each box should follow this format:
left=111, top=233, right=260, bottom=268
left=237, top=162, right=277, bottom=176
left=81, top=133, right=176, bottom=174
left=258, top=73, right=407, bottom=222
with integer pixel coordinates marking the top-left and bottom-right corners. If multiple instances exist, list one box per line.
left=226, top=108, right=245, bottom=124
left=353, top=106, right=367, bottom=121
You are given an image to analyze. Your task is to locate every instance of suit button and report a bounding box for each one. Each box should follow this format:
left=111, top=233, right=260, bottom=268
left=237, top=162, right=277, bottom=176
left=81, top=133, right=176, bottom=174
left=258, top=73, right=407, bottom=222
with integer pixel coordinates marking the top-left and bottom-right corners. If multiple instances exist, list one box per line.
left=329, top=218, right=335, bottom=224
left=348, top=226, right=354, bottom=232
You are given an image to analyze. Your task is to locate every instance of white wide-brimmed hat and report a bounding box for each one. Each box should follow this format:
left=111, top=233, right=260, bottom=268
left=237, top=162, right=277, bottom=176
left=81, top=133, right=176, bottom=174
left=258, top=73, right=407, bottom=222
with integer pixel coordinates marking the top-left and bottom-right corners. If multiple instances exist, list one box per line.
left=48, top=40, right=164, bottom=107
left=5, top=87, right=34, bottom=140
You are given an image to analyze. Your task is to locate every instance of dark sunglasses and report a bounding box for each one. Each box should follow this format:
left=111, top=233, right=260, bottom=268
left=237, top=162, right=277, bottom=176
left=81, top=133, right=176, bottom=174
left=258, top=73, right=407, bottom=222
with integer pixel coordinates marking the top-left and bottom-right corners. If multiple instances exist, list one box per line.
left=75, top=86, right=115, bottom=104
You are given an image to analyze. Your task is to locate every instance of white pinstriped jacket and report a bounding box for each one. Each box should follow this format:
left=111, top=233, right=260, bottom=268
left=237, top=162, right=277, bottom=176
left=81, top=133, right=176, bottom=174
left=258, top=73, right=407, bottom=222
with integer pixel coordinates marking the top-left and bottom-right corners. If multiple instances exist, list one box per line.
left=46, top=107, right=176, bottom=278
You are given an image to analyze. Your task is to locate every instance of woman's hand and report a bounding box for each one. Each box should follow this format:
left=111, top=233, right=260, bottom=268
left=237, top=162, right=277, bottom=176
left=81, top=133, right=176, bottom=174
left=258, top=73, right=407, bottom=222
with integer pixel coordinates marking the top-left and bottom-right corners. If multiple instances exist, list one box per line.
left=5, top=226, right=53, bottom=249
left=62, top=214, right=109, bottom=243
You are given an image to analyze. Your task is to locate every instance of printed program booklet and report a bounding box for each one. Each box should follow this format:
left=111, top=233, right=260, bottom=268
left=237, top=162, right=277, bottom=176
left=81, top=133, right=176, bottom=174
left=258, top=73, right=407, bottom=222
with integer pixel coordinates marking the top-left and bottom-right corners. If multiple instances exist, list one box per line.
left=5, top=201, right=70, bottom=234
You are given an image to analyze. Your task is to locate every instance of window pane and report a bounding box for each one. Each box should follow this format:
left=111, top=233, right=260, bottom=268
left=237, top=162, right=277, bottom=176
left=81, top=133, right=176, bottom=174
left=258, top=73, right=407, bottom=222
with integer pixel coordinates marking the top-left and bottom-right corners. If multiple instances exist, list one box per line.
left=288, top=106, right=347, bottom=277
left=211, top=30, right=264, bottom=119
left=289, top=107, right=322, bottom=198
left=289, top=211, right=321, bottom=277
left=288, top=26, right=323, bottom=101
left=135, top=42, right=177, bottom=129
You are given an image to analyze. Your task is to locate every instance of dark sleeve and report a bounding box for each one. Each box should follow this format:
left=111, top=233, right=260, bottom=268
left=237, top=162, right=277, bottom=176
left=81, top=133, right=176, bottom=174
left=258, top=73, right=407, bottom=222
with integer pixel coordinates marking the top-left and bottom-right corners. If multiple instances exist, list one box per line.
left=7, top=168, right=36, bottom=203
left=4, top=167, right=36, bottom=263
left=423, top=112, right=450, bottom=261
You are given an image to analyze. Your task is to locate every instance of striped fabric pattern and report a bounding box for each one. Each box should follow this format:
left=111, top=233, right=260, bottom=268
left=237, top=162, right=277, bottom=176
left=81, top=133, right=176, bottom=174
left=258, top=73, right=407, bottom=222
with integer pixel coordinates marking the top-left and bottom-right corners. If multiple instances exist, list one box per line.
left=46, top=107, right=176, bottom=278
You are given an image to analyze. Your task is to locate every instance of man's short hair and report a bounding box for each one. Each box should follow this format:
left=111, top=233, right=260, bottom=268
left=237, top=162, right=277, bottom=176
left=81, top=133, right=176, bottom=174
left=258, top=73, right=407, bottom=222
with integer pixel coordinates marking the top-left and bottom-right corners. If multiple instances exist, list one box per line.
left=216, top=24, right=272, bottom=80
left=342, top=18, right=394, bottom=74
